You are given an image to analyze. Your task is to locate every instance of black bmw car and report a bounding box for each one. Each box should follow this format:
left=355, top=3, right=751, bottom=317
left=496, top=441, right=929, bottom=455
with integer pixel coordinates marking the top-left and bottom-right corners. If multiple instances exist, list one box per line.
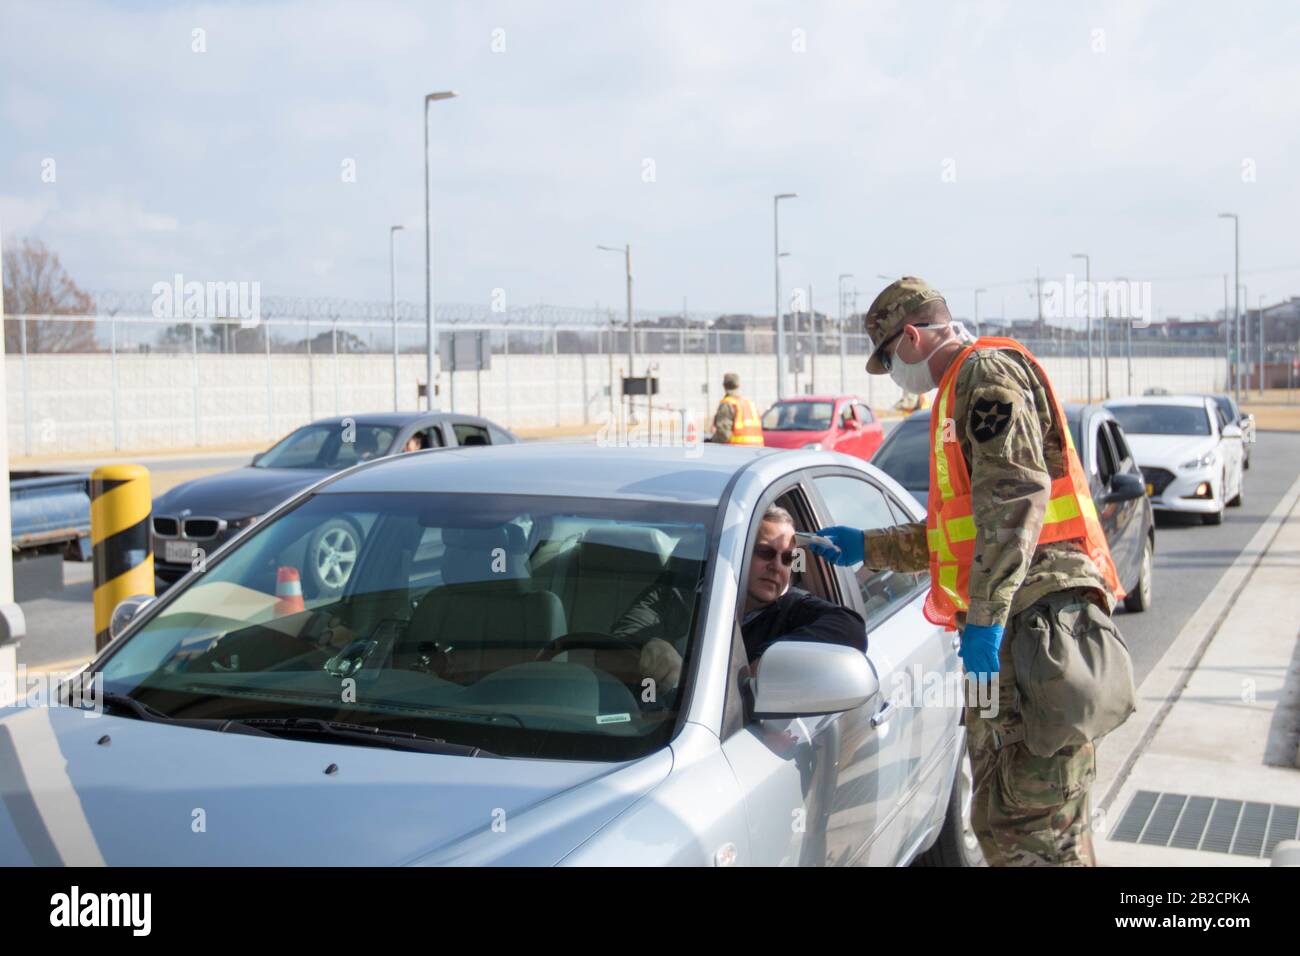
left=869, top=403, right=1155, bottom=612
left=151, top=412, right=517, bottom=594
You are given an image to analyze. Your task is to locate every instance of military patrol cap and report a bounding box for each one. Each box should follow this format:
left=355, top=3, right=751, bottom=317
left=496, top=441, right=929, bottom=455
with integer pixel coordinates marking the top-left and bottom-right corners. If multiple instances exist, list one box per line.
left=863, top=277, right=947, bottom=374
left=723, top=372, right=740, bottom=390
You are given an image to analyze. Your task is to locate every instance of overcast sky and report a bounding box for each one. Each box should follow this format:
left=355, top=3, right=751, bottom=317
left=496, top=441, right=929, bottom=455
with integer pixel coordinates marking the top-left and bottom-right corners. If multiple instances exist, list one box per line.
left=2, top=0, right=1298, bottom=325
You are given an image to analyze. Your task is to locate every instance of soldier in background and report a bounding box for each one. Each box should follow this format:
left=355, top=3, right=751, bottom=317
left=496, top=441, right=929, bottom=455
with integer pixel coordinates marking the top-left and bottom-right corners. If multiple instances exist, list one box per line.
left=809, top=277, right=1133, bottom=866
left=709, top=372, right=764, bottom=445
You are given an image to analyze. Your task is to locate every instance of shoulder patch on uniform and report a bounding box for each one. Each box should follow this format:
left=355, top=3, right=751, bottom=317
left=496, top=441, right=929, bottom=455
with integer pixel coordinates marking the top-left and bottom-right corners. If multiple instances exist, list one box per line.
left=970, top=396, right=1013, bottom=442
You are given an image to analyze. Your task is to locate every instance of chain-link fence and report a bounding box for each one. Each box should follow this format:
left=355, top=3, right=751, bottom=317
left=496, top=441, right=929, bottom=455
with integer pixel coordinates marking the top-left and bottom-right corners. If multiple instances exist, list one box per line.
left=4, top=300, right=1289, bottom=457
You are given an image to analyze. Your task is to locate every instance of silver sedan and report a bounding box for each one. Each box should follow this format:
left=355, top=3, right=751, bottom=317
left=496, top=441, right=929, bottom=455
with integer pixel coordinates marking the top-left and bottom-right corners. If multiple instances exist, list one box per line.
left=0, top=442, right=974, bottom=866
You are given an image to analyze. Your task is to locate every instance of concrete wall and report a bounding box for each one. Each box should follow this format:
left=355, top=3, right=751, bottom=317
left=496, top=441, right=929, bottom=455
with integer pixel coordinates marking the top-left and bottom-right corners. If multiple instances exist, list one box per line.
left=6, top=350, right=1230, bottom=456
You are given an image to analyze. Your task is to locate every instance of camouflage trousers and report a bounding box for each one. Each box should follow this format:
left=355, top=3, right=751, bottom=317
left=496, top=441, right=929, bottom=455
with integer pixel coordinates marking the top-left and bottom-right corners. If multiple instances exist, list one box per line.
left=964, top=590, right=1100, bottom=867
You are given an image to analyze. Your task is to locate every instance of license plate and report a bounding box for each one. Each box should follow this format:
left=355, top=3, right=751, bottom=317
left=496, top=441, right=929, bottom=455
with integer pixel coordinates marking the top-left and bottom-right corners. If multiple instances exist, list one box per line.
left=1145, top=483, right=1154, bottom=496
left=163, top=540, right=194, bottom=564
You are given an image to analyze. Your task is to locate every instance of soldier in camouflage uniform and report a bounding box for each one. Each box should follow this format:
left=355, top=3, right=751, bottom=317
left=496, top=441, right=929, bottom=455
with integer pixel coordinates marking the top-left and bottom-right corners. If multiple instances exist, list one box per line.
left=810, top=277, right=1120, bottom=866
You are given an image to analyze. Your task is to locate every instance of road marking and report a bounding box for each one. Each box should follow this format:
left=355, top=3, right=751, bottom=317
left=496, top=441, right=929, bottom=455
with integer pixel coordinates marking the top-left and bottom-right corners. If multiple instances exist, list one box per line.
left=1095, top=468, right=1300, bottom=813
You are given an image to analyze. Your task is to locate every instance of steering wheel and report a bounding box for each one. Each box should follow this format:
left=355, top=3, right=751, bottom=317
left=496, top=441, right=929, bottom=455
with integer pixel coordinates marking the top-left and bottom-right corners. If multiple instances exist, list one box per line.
left=535, top=631, right=646, bottom=686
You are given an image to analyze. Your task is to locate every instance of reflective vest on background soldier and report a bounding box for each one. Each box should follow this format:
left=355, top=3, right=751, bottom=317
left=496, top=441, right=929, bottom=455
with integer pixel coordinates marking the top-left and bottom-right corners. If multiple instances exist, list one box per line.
left=924, top=337, right=1123, bottom=629
left=719, top=393, right=764, bottom=445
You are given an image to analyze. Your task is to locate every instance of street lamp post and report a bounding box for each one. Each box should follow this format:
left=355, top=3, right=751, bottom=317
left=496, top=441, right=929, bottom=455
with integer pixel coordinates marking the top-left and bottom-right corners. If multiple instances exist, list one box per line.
left=423, top=90, right=458, bottom=412
left=838, top=273, right=853, bottom=393
left=1072, top=253, right=1092, bottom=404
left=973, top=287, right=986, bottom=338
left=773, top=193, right=797, bottom=400
left=1218, top=213, right=1240, bottom=406
left=598, top=243, right=634, bottom=417
left=389, top=224, right=405, bottom=411
left=1259, top=293, right=1266, bottom=396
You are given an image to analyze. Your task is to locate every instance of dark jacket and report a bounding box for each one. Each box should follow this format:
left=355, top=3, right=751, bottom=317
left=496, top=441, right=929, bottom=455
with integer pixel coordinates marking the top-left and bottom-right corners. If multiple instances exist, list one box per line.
left=612, top=582, right=866, bottom=663
left=742, top=587, right=867, bottom=663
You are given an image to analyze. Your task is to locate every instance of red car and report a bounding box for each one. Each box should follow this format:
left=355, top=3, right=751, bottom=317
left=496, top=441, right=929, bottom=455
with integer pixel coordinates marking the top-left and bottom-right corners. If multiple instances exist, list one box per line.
left=760, top=395, right=885, bottom=460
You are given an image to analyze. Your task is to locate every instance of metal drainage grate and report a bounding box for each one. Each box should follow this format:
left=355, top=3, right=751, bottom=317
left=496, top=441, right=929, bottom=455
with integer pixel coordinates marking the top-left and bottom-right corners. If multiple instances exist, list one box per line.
left=1110, top=790, right=1300, bottom=858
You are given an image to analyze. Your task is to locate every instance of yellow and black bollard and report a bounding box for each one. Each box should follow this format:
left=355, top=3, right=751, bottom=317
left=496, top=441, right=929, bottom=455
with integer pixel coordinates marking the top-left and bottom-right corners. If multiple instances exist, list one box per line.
left=91, top=464, right=154, bottom=651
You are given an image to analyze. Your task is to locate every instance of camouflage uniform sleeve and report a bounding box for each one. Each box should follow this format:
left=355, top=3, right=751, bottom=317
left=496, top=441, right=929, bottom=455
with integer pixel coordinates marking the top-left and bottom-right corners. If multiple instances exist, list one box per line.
left=962, top=357, right=1052, bottom=628
left=862, top=523, right=928, bottom=573
left=710, top=400, right=735, bottom=443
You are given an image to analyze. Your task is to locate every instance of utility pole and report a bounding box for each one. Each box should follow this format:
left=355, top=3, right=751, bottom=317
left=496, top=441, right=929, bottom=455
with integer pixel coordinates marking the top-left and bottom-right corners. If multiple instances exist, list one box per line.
left=1219, top=213, right=1240, bottom=407
left=1072, top=253, right=1092, bottom=404
left=773, top=193, right=797, bottom=399
left=1035, top=268, right=1044, bottom=340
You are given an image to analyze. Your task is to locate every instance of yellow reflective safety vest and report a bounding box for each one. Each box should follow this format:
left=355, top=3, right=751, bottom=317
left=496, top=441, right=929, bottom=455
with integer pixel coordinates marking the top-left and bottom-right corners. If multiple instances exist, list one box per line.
left=923, top=337, right=1123, bottom=629
left=720, top=394, right=764, bottom=445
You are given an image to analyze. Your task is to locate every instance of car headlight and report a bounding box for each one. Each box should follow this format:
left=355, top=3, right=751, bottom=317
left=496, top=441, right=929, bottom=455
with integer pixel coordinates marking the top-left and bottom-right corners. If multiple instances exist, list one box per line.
left=1179, top=452, right=1216, bottom=470
left=802, top=442, right=823, bottom=450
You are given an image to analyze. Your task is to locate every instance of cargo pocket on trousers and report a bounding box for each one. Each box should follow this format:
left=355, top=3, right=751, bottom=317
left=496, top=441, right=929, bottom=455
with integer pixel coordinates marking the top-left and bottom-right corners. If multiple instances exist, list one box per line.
left=997, top=740, right=1096, bottom=811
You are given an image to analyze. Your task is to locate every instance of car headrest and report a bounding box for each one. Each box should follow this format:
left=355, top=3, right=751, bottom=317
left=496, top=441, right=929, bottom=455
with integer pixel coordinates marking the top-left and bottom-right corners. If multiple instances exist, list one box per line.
left=575, top=526, right=669, bottom=577
left=440, top=524, right=529, bottom=584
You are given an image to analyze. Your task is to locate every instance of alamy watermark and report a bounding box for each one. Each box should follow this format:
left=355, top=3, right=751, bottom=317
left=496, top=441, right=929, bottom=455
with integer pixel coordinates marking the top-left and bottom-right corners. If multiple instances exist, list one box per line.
left=151, top=273, right=261, bottom=328
left=0, top=667, right=103, bottom=716
left=1041, top=275, right=1153, bottom=326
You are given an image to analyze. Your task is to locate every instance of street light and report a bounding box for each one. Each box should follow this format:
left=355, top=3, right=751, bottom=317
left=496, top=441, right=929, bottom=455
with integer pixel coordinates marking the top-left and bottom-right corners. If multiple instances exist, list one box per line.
left=773, top=193, right=797, bottom=400
left=1218, top=213, right=1240, bottom=406
left=1072, top=253, right=1092, bottom=403
left=597, top=243, right=634, bottom=408
left=423, top=89, right=458, bottom=412
left=389, top=225, right=405, bottom=411
left=1259, top=293, right=1266, bottom=396
left=838, top=273, right=853, bottom=393
left=973, top=288, right=987, bottom=338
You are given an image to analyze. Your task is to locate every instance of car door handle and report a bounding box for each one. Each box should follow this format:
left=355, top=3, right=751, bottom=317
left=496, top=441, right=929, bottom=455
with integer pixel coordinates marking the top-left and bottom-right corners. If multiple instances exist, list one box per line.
left=870, top=700, right=896, bottom=729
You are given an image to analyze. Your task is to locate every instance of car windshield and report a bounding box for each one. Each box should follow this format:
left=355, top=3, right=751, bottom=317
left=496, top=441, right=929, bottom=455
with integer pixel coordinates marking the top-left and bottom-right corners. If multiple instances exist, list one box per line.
left=1108, top=404, right=1211, bottom=436
left=762, top=401, right=834, bottom=431
left=870, top=419, right=930, bottom=491
left=96, top=491, right=714, bottom=761
left=255, top=423, right=400, bottom=470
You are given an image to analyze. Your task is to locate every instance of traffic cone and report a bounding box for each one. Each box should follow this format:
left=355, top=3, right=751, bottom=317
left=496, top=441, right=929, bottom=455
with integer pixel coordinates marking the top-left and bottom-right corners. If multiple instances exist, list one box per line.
left=274, top=566, right=305, bottom=617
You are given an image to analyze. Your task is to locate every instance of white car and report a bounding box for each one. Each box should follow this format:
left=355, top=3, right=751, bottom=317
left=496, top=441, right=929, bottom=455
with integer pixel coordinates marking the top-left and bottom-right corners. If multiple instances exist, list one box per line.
left=1103, top=396, right=1244, bottom=525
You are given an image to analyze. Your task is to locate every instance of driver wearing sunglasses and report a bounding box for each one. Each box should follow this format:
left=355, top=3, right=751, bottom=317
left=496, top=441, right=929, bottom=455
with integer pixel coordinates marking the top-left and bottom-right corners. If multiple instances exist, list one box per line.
left=617, top=505, right=866, bottom=698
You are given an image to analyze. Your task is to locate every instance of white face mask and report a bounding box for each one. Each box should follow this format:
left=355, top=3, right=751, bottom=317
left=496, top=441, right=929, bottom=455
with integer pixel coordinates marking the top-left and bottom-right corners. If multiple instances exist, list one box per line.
left=887, top=326, right=948, bottom=393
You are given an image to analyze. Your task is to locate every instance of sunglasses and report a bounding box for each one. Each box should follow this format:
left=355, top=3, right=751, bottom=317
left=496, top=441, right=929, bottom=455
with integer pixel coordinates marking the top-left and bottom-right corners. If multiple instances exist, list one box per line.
left=877, top=323, right=932, bottom=372
left=753, top=544, right=798, bottom=566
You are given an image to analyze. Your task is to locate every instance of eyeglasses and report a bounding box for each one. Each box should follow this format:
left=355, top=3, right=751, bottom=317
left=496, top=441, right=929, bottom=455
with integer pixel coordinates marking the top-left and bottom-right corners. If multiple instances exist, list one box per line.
left=753, top=544, right=797, bottom=566
left=878, top=323, right=931, bottom=372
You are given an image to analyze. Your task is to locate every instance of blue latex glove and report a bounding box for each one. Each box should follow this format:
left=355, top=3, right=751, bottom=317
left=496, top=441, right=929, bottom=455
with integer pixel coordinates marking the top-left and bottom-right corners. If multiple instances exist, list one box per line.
left=959, top=622, right=1004, bottom=677
left=809, top=526, right=865, bottom=566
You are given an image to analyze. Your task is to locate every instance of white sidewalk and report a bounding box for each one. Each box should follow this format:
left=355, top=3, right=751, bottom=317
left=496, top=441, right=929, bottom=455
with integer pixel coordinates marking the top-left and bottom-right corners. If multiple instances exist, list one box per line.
left=1094, top=473, right=1300, bottom=865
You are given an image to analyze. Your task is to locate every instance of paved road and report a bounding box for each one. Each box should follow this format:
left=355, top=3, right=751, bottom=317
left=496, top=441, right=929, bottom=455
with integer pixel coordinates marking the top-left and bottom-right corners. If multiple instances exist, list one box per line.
left=1117, top=429, right=1300, bottom=684
left=14, top=431, right=1300, bottom=679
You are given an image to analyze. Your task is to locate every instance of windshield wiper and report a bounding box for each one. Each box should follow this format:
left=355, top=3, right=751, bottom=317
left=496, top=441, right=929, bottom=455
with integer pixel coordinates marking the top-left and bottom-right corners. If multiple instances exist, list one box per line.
left=229, top=717, right=502, bottom=757
left=100, top=692, right=280, bottom=737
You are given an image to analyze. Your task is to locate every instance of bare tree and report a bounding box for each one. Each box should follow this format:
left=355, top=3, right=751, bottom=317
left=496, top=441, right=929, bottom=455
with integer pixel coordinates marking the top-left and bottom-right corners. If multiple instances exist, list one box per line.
left=2, top=237, right=97, bottom=352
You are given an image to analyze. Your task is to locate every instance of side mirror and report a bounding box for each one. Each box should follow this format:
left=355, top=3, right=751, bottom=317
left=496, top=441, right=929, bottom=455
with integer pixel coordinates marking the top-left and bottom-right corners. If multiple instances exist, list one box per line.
left=752, top=641, right=878, bottom=719
left=844, top=418, right=860, bottom=430
left=110, top=595, right=156, bottom=642
left=1221, top=424, right=1242, bottom=439
left=1105, top=472, right=1145, bottom=503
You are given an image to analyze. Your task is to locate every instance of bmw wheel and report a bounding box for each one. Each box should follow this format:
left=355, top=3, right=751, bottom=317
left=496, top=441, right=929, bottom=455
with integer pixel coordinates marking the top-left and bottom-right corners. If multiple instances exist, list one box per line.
left=305, top=517, right=362, bottom=598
